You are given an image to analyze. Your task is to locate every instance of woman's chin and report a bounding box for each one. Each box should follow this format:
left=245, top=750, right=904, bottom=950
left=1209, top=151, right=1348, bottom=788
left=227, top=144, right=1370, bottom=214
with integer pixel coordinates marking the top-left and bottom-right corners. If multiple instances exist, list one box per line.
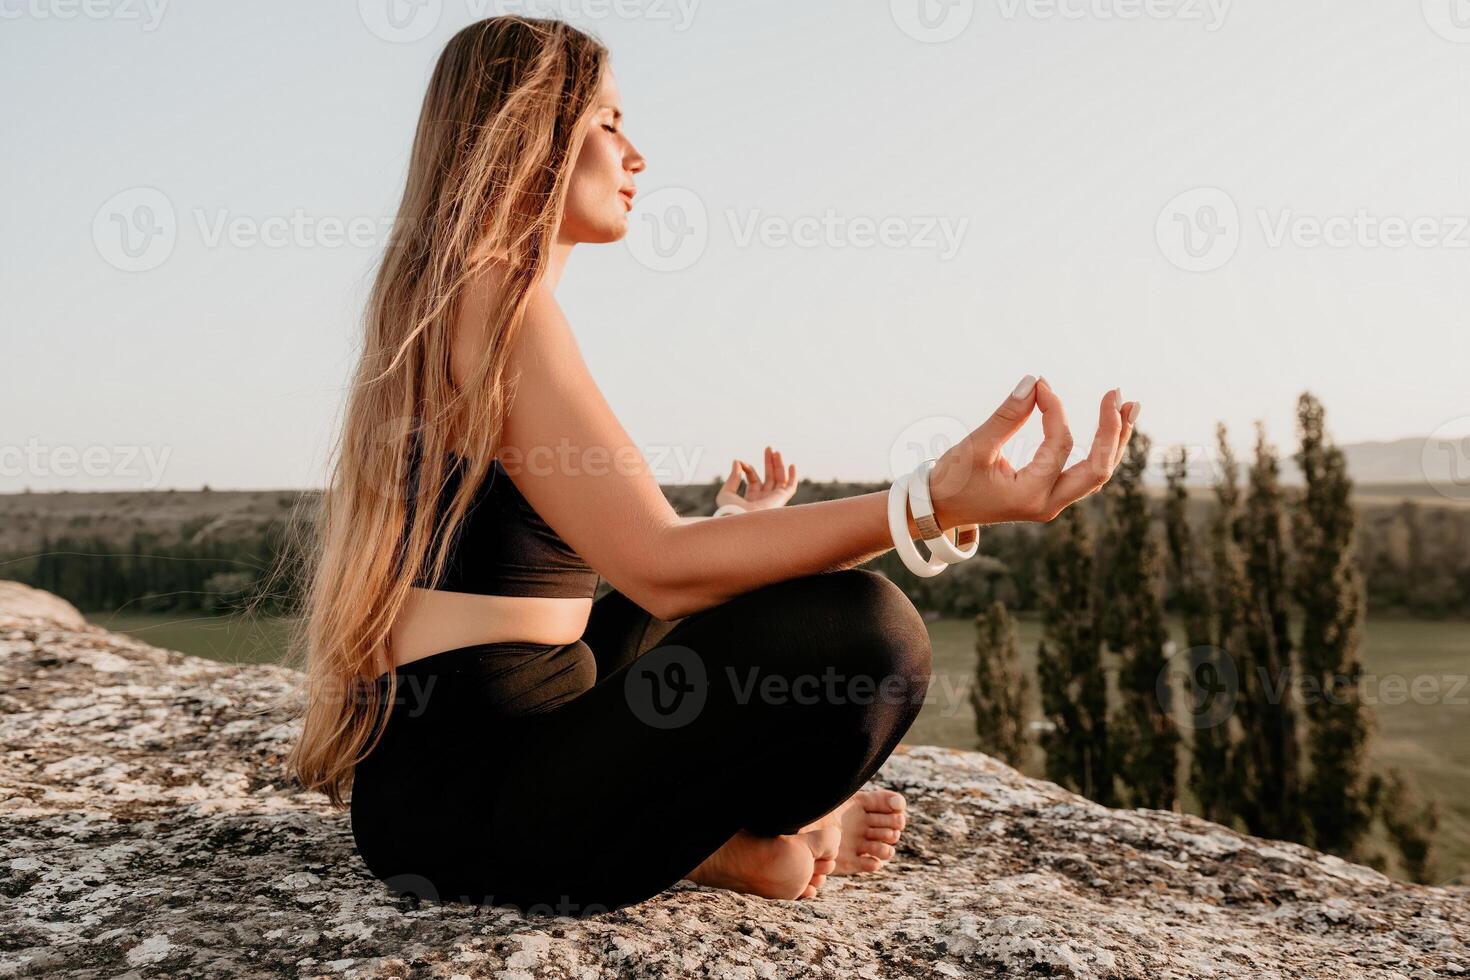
left=561, top=211, right=630, bottom=245
left=589, top=218, right=631, bottom=245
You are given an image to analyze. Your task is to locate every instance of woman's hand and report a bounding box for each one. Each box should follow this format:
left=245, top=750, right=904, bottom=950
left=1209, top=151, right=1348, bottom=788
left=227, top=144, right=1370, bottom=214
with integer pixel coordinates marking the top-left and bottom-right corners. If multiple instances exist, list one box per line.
left=928, top=375, right=1138, bottom=529
left=716, top=445, right=800, bottom=512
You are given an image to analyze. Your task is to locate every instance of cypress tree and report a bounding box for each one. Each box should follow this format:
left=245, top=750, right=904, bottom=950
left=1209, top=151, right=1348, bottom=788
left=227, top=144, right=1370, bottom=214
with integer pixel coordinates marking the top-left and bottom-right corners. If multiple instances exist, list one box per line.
left=1232, top=423, right=1305, bottom=841
left=1374, top=769, right=1439, bottom=884
left=1099, top=430, right=1178, bottom=810
left=971, top=600, right=1029, bottom=767
left=1036, top=507, right=1114, bottom=805
left=1207, top=424, right=1250, bottom=828
left=1163, top=444, right=1230, bottom=823
left=1292, top=392, right=1372, bottom=855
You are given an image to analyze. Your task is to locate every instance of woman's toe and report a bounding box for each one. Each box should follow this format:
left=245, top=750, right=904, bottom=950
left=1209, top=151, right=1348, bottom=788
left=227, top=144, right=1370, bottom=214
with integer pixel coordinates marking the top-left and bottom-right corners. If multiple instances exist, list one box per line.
left=859, top=841, right=896, bottom=861
left=864, top=811, right=904, bottom=831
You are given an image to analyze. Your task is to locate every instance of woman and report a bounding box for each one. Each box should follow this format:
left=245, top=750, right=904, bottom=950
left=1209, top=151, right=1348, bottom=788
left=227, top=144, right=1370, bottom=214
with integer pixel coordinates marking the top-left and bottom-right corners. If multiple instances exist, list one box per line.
left=286, top=16, right=1137, bottom=916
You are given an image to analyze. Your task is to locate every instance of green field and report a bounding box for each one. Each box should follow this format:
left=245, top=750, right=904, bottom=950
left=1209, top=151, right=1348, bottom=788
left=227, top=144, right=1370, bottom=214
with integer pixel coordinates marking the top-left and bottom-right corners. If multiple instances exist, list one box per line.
left=94, top=609, right=1468, bottom=884
left=90, top=610, right=298, bottom=667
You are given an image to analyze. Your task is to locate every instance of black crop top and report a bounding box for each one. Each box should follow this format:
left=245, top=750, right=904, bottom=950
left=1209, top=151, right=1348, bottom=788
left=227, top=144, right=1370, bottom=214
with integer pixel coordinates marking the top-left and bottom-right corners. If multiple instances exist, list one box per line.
left=403, top=441, right=600, bottom=600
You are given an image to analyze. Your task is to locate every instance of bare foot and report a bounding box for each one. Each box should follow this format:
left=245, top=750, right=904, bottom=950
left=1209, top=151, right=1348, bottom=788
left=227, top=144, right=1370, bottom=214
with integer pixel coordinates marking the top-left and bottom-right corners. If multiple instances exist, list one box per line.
left=686, top=826, right=840, bottom=900
left=801, top=790, right=907, bottom=876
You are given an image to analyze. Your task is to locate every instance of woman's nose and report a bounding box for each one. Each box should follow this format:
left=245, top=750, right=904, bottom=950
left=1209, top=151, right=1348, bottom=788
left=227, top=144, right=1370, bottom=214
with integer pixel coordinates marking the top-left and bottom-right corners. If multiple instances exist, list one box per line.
left=625, top=144, right=647, bottom=175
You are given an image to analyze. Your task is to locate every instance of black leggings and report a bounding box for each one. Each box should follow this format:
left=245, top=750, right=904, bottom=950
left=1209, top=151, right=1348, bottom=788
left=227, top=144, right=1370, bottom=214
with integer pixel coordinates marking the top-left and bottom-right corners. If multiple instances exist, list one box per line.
left=349, top=568, right=932, bottom=916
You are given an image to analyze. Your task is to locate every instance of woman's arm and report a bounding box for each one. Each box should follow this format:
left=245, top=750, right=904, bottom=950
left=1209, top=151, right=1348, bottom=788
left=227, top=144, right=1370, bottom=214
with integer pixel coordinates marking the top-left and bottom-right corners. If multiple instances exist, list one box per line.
left=496, top=287, right=1133, bottom=620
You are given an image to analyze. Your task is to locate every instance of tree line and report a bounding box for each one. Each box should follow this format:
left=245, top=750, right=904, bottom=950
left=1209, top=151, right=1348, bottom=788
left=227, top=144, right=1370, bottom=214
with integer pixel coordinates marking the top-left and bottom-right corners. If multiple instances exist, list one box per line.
left=968, top=393, right=1441, bottom=882
left=5, top=434, right=1465, bottom=623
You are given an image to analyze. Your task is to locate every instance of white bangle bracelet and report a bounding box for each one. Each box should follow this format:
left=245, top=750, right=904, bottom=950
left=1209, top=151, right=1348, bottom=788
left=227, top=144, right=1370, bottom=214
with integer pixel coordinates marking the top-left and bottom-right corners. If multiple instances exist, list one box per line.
left=712, top=503, right=746, bottom=518
left=887, top=473, right=947, bottom=577
left=907, top=459, right=979, bottom=564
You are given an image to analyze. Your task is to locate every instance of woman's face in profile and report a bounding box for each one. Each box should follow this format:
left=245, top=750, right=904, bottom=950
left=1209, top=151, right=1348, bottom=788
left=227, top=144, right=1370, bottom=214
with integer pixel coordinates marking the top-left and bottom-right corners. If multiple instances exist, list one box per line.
left=560, top=70, right=646, bottom=245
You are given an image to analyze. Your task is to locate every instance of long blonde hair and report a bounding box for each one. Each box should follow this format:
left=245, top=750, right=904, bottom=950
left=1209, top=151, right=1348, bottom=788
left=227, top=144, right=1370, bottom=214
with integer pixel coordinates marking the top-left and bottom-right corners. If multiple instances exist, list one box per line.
left=281, top=16, right=608, bottom=806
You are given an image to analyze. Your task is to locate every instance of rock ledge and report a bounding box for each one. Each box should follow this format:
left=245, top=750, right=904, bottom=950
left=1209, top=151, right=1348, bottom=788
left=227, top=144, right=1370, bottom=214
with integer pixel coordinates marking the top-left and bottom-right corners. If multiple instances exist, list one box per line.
left=1, top=582, right=1465, bottom=979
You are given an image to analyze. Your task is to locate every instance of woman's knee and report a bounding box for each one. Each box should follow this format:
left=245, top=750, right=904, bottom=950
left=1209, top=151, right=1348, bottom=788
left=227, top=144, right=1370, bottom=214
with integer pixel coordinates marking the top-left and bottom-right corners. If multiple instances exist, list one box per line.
left=778, top=568, right=933, bottom=696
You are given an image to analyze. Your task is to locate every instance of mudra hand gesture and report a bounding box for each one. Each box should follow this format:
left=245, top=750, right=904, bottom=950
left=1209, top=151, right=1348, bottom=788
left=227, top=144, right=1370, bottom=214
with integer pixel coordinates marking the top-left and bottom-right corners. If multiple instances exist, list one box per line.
left=927, top=375, right=1140, bottom=529
left=716, top=445, right=799, bottom=512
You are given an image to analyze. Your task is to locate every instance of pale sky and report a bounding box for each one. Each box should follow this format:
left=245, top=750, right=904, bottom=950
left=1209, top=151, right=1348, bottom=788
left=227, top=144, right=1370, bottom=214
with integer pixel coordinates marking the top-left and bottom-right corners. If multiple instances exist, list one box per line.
left=3, top=0, right=1467, bottom=492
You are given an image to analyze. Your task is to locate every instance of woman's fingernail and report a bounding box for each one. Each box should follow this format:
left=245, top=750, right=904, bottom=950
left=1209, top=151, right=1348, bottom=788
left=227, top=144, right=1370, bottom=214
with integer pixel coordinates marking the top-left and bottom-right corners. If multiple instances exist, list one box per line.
left=1126, top=402, right=1141, bottom=423
left=1012, top=374, right=1037, bottom=399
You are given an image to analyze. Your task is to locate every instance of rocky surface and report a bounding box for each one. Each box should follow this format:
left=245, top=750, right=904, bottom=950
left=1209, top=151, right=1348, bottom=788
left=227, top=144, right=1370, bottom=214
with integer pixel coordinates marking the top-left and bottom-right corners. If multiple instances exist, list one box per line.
left=1, top=581, right=1466, bottom=979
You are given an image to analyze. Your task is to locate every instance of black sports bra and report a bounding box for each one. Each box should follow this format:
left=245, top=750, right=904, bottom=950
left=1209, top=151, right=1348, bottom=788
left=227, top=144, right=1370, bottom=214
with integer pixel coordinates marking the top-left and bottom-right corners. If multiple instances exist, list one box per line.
left=403, top=440, right=600, bottom=600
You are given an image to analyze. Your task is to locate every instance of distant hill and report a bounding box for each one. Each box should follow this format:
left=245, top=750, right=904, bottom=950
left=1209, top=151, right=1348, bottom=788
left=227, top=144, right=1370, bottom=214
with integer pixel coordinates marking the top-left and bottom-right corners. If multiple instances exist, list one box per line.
left=1, top=455, right=1464, bottom=562
left=1165, top=436, right=1468, bottom=499
left=1292, top=436, right=1467, bottom=488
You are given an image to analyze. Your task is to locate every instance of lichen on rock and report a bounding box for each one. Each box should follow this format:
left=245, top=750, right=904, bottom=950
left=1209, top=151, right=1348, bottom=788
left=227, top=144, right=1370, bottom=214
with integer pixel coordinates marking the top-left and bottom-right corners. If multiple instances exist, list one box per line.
left=1, top=581, right=1465, bottom=978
